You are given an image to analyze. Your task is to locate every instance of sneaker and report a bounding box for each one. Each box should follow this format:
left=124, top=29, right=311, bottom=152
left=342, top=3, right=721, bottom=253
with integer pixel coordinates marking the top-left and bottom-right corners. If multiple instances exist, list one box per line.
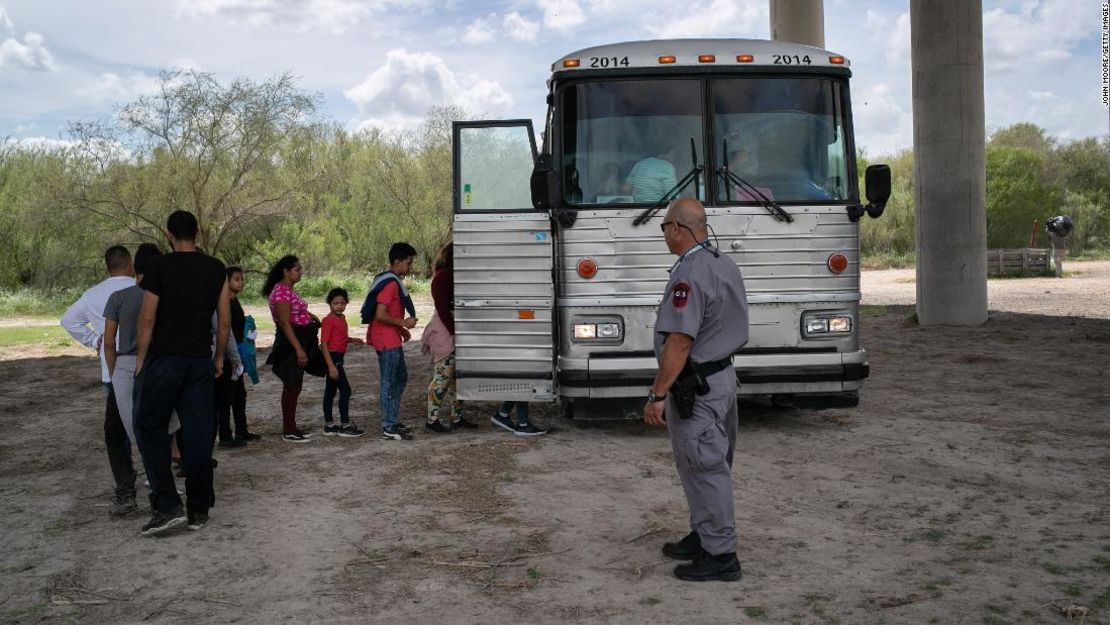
left=673, top=552, right=742, bottom=582
left=323, top=424, right=341, bottom=436
left=282, top=432, right=311, bottom=443
left=451, top=416, right=480, bottom=429
left=143, top=479, right=185, bottom=496
left=140, top=508, right=186, bottom=537
left=109, top=494, right=137, bottom=517
left=187, top=510, right=209, bottom=531
left=218, top=438, right=247, bottom=448
left=338, top=424, right=365, bottom=438
left=490, top=413, right=516, bottom=433
left=514, top=422, right=547, bottom=436
left=396, top=422, right=414, bottom=434
left=662, top=531, right=702, bottom=560
left=381, top=426, right=414, bottom=441
left=293, top=429, right=312, bottom=438
left=424, top=419, right=450, bottom=433
left=238, top=431, right=262, bottom=442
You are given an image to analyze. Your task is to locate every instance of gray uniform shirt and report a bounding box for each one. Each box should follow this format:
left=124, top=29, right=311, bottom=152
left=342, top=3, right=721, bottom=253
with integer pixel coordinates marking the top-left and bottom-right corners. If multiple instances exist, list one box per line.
left=103, top=285, right=144, bottom=356
left=653, top=244, right=750, bottom=363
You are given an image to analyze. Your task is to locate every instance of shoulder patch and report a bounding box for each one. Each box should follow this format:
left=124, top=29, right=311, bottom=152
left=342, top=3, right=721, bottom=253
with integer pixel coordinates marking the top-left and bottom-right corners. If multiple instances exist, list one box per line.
left=672, top=281, right=691, bottom=308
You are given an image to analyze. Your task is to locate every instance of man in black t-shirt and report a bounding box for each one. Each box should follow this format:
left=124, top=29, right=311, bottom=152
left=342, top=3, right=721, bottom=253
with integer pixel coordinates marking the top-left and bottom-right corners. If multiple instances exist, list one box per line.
left=134, top=210, right=230, bottom=536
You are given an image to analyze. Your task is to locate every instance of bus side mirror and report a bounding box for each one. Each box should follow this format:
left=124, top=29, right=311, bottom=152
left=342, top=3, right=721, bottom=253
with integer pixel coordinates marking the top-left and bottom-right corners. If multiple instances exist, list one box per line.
left=531, top=154, right=559, bottom=210
left=864, top=164, right=890, bottom=219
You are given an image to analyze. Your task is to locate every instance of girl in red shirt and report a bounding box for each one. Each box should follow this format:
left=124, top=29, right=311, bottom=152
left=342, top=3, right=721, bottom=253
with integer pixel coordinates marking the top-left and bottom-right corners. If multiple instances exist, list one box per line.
left=320, top=288, right=365, bottom=437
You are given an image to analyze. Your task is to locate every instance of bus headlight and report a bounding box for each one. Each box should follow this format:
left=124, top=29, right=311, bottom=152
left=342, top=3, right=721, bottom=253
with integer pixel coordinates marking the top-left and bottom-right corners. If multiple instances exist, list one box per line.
left=572, top=317, right=623, bottom=341
left=596, top=323, right=621, bottom=338
left=802, top=313, right=852, bottom=337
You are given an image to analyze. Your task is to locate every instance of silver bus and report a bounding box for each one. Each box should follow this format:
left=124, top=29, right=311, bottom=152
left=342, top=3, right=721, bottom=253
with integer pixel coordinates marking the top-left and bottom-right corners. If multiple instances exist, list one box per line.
left=451, top=38, right=889, bottom=416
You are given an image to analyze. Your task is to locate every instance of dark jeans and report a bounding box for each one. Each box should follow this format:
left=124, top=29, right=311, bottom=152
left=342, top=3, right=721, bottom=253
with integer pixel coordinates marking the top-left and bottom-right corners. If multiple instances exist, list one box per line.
left=499, top=401, right=530, bottom=426
left=104, top=383, right=135, bottom=498
left=215, top=365, right=248, bottom=441
left=323, top=352, right=351, bottom=424
left=134, top=355, right=216, bottom=514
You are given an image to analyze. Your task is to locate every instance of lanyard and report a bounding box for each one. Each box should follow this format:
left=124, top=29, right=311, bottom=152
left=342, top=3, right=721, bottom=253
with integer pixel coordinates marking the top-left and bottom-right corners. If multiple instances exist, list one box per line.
left=669, top=241, right=710, bottom=274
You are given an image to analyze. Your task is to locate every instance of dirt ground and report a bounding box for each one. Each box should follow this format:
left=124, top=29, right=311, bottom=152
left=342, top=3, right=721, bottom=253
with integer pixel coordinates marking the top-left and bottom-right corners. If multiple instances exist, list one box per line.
left=1, top=263, right=1108, bottom=625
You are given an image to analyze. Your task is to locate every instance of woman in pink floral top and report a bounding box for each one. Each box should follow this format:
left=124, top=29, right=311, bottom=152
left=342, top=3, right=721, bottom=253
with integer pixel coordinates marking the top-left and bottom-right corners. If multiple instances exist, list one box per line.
left=262, top=255, right=321, bottom=443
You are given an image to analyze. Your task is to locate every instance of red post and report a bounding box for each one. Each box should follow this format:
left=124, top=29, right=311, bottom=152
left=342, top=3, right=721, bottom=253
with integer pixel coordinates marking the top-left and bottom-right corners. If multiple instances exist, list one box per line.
left=1029, top=219, right=1039, bottom=248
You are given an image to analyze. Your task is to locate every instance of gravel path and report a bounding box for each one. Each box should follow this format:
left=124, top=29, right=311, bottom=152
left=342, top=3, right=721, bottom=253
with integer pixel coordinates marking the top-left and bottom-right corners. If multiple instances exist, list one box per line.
left=862, top=260, right=1110, bottom=319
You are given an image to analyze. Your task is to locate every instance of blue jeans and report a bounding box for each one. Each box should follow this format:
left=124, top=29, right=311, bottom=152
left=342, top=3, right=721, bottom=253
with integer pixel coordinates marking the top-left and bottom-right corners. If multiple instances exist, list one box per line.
left=323, top=352, right=351, bottom=424
left=499, top=401, right=529, bottom=426
left=377, top=348, right=407, bottom=429
left=134, top=355, right=216, bottom=514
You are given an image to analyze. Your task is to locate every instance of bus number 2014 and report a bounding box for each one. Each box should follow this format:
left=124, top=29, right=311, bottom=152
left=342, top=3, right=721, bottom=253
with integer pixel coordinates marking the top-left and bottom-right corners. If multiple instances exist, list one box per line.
left=773, top=54, right=812, bottom=65
left=589, top=56, right=631, bottom=68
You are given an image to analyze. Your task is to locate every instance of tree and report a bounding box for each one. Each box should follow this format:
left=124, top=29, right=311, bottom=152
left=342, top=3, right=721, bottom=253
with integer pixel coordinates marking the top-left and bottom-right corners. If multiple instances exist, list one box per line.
left=985, top=146, right=1058, bottom=248
left=52, top=70, right=321, bottom=256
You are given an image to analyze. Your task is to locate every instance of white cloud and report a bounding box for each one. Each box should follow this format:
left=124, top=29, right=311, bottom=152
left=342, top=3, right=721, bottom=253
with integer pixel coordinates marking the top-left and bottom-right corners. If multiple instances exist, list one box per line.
left=174, top=0, right=427, bottom=33
left=854, top=83, right=912, bottom=157
left=642, top=0, right=764, bottom=38
left=864, top=9, right=910, bottom=67
left=503, top=11, right=539, bottom=43
left=462, top=15, right=496, bottom=44
left=983, top=0, right=1098, bottom=71
left=536, top=0, right=585, bottom=31
left=0, top=7, right=14, bottom=36
left=344, top=48, right=512, bottom=130
left=77, top=71, right=164, bottom=103
left=0, top=8, right=56, bottom=72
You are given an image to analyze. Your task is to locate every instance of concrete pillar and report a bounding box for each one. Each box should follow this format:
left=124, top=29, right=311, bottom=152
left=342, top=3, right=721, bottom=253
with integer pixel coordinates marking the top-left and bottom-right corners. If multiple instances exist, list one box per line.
left=769, top=0, right=824, bottom=48
left=911, top=0, right=988, bottom=325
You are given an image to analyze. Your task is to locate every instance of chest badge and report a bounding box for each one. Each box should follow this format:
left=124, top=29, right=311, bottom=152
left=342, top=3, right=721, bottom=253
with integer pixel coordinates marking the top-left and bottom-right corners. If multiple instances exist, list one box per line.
left=672, top=282, right=691, bottom=308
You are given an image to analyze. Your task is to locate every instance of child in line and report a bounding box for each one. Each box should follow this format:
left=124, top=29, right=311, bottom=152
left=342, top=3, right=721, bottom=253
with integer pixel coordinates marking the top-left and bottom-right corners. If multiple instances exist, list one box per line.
left=321, top=288, right=365, bottom=438
left=491, top=402, right=547, bottom=437
left=363, top=243, right=419, bottom=441
left=215, top=266, right=260, bottom=447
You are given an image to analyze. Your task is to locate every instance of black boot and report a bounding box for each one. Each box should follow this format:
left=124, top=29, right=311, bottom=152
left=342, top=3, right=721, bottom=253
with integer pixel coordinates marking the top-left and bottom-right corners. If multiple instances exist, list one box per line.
left=662, top=531, right=702, bottom=560
left=674, top=551, right=742, bottom=582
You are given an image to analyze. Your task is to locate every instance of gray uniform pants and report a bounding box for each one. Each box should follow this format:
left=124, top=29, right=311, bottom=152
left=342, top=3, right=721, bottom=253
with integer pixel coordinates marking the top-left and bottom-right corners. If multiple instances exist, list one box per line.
left=666, top=368, right=738, bottom=556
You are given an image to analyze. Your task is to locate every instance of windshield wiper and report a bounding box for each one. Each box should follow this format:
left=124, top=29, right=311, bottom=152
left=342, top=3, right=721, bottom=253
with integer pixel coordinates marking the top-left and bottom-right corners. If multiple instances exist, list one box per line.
left=719, top=139, right=792, bottom=223
left=633, top=137, right=702, bottom=226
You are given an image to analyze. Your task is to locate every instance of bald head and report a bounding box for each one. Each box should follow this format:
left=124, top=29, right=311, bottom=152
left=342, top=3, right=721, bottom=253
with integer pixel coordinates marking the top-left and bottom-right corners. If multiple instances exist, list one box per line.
left=666, top=198, right=708, bottom=238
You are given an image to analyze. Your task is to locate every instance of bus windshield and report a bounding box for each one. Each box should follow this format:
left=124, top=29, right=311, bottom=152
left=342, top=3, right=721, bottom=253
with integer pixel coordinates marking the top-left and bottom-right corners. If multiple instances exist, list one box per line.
left=561, top=79, right=703, bottom=206
left=713, top=77, right=850, bottom=203
left=560, top=76, right=852, bottom=207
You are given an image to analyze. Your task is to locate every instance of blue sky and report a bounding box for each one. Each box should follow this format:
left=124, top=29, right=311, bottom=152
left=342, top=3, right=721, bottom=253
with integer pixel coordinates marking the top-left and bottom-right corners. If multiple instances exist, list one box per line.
left=0, top=0, right=1106, bottom=156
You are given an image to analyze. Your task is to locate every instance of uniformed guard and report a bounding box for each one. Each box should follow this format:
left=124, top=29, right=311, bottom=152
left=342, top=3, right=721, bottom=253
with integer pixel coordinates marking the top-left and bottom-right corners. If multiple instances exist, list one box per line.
left=643, top=197, right=749, bottom=582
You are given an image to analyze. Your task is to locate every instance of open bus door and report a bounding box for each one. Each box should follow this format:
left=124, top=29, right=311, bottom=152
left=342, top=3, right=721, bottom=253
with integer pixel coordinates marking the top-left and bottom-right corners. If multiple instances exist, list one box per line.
left=451, top=120, right=556, bottom=402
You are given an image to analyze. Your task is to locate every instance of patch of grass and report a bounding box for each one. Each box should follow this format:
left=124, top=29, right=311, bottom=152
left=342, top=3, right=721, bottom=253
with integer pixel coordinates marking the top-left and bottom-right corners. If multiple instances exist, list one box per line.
left=526, top=567, right=541, bottom=580
left=860, top=251, right=915, bottom=269
left=985, top=604, right=1009, bottom=615
left=639, top=597, right=661, bottom=606
left=1042, top=562, right=1067, bottom=575
left=743, top=606, right=766, bottom=618
left=0, top=288, right=83, bottom=317
left=0, top=326, right=76, bottom=348
left=860, top=305, right=888, bottom=317
left=1092, top=587, right=1110, bottom=610
left=959, top=535, right=995, bottom=551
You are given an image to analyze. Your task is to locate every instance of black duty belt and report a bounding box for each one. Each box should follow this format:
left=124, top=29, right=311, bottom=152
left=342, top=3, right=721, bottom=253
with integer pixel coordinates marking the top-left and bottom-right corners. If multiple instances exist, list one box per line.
left=693, top=357, right=733, bottom=378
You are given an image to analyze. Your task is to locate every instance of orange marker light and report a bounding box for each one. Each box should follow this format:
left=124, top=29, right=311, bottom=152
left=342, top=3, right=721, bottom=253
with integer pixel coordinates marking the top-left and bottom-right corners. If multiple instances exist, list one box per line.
left=736, top=54, right=754, bottom=63
left=563, top=58, right=581, bottom=68
left=658, top=55, right=676, bottom=64
left=829, top=55, right=845, bottom=65
left=698, top=54, right=716, bottom=63
left=827, top=253, right=849, bottom=274
left=518, top=310, right=536, bottom=320
left=576, top=258, right=598, bottom=279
